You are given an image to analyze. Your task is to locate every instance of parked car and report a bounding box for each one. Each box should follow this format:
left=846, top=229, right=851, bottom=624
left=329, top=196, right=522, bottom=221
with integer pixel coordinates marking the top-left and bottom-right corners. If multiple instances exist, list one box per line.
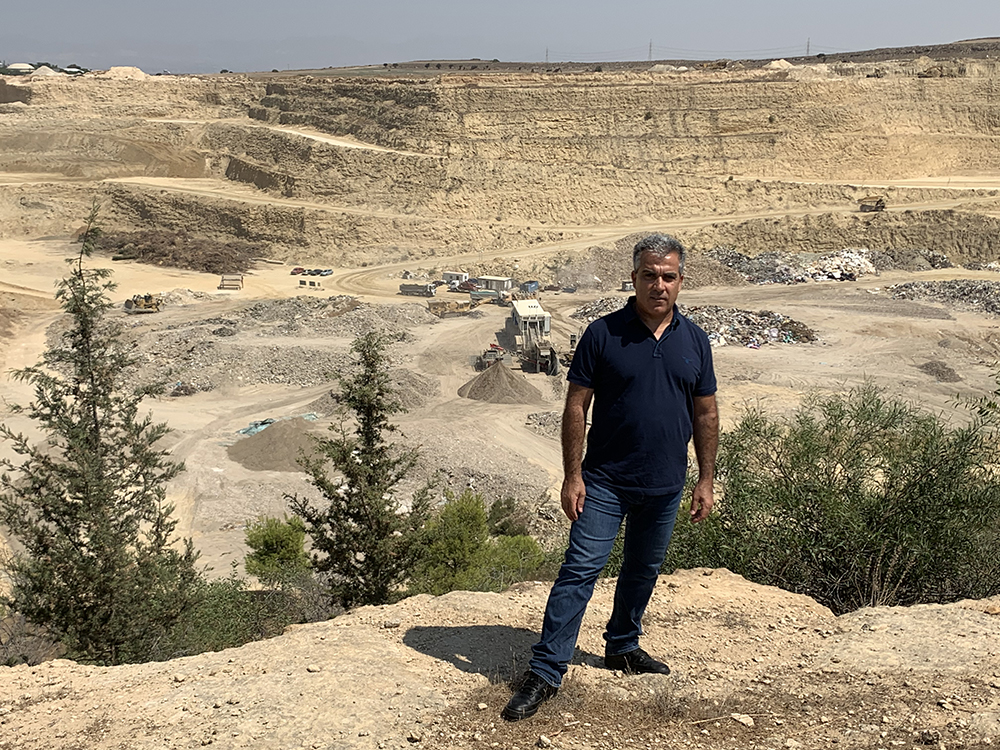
left=320, top=269, right=333, bottom=276
left=310, top=269, right=323, bottom=276
left=457, top=280, right=480, bottom=292
left=290, top=267, right=306, bottom=275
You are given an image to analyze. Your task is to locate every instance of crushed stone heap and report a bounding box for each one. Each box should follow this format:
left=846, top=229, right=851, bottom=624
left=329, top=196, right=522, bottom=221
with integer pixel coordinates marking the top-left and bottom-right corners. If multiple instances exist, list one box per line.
left=458, top=362, right=543, bottom=404
left=227, top=417, right=319, bottom=472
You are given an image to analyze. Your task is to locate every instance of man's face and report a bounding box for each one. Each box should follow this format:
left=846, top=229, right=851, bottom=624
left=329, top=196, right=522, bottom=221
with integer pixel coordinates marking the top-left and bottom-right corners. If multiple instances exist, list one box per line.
left=631, top=250, right=684, bottom=320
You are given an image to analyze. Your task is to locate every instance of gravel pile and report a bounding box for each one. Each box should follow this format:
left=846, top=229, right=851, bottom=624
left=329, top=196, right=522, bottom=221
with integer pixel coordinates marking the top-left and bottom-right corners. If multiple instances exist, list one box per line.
left=889, top=280, right=1000, bottom=316
left=570, top=298, right=816, bottom=347
left=227, top=417, right=319, bottom=472
left=458, top=362, right=543, bottom=404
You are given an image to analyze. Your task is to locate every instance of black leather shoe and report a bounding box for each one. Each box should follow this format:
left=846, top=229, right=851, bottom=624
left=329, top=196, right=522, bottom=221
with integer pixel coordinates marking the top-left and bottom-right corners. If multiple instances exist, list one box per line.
left=501, top=671, right=558, bottom=721
left=605, top=647, right=671, bottom=675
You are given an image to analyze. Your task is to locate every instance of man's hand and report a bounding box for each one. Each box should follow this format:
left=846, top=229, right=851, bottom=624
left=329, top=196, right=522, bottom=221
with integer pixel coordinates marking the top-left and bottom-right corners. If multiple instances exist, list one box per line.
left=691, top=393, right=718, bottom=523
left=690, top=477, right=714, bottom=523
left=561, top=474, right=586, bottom=521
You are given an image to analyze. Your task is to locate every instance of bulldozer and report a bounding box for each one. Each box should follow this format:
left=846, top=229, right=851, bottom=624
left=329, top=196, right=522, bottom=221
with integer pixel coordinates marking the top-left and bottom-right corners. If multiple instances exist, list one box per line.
left=123, top=293, right=162, bottom=314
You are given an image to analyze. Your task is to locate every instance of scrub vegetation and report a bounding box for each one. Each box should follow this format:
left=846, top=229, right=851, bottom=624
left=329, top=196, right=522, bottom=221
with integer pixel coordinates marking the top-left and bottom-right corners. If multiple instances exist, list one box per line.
left=662, top=384, right=1000, bottom=613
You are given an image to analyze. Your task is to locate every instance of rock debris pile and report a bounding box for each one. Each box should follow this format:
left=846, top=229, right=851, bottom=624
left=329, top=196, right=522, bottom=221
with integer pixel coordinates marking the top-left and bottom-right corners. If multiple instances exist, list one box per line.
left=525, top=411, right=561, bottom=440
left=230, top=295, right=437, bottom=337
left=126, top=295, right=439, bottom=392
left=570, top=299, right=816, bottom=347
left=709, top=247, right=882, bottom=284
left=889, top=279, right=1000, bottom=316
left=686, top=306, right=817, bottom=347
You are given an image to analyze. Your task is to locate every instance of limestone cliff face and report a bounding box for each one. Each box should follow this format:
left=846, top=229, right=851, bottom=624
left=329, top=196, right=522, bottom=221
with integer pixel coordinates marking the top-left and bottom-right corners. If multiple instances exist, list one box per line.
left=4, top=66, right=1000, bottom=262
left=239, top=71, right=1000, bottom=225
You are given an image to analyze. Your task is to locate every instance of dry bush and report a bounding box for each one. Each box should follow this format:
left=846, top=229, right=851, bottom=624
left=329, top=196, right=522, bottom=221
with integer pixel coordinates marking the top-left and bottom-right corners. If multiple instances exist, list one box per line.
left=95, top=229, right=263, bottom=274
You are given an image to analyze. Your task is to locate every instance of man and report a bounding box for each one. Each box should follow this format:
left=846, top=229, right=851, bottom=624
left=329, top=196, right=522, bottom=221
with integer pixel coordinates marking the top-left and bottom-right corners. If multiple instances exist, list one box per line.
left=502, top=233, right=719, bottom=722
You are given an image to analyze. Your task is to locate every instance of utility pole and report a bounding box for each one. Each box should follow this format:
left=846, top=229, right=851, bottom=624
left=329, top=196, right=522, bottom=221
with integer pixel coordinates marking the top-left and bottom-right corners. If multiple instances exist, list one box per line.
left=649, top=40, right=653, bottom=61
left=545, top=47, right=549, bottom=64
left=806, top=38, right=810, bottom=56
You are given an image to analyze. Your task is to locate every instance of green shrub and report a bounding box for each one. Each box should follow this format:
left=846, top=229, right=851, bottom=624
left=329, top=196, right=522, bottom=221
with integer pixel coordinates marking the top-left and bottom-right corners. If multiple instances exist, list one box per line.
left=488, top=496, right=532, bottom=537
left=409, top=490, right=550, bottom=595
left=151, top=566, right=334, bottom=660
left=663, top=384, right=1000, bottom=613
left=244, top=516, right=311, bottom=585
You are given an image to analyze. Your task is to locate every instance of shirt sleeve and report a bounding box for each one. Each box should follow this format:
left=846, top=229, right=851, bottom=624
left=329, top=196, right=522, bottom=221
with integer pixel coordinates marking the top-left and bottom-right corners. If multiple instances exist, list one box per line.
left=566, top=322, right=600, bottom=389
left=694, top=333, right=717, bottom=397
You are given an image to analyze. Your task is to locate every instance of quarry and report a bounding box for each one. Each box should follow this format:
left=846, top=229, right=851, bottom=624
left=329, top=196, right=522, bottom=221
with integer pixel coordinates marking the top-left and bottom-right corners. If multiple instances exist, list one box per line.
left=3, top=46, right=1000, bottom=749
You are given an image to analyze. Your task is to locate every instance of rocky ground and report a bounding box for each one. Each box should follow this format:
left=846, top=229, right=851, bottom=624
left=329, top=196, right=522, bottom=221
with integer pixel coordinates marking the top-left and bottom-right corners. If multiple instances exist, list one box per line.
left=2, top=569, right=999, bottom=750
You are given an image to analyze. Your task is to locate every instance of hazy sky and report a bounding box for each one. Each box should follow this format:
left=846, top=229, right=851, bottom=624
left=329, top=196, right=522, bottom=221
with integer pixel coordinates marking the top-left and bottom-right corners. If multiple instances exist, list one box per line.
left=3, top=0, right=999, bottom=74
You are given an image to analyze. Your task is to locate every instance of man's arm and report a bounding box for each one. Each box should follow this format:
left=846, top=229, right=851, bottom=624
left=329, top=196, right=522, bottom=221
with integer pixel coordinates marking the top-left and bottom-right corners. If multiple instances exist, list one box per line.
left=561, top=382, right=594, bottom=521
left=690, top=393, right=719, bottom=523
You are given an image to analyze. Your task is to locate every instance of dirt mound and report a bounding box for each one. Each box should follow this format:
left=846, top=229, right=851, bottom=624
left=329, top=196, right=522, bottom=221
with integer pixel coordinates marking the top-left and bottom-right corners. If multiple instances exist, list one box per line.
left=100, top=66, right=148, bottom=80
left=227, top=417, right=318, bottom=472
left=457, top=362, right=542, bottom=404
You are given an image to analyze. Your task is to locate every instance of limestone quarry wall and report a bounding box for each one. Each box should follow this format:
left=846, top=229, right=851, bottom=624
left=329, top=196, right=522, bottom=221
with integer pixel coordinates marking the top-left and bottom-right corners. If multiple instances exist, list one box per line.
left=228, top=71, right=1000, bottom=230
left=685, top=209, right=1000, bottom=265
left=247, top=73, right=1000, bottom=182
left=6, top=67, right=1000, bottom=264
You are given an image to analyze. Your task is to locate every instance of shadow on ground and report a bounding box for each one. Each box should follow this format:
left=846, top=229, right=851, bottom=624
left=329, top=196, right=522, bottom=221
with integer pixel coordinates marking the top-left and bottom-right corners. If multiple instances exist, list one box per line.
left=403, top=624, right=602, bottom=683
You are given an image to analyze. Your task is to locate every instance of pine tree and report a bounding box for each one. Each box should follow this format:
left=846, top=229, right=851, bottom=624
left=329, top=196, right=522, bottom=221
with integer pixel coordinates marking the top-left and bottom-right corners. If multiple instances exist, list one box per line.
left=290, top=331, right=430, bottom=608
left=0, top=206, right=201, bottom=664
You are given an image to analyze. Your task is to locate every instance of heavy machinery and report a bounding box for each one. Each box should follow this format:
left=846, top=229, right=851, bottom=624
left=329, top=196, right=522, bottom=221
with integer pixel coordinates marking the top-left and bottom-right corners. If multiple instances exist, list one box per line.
left=123, top=293, right=161, bottom=314
left=858, top=195, right=886, bottom=212
left=521, top=337, right=559, bottom=375
left=427, top=298, right=472, bottom=317
left=399, top=282, right=436, bottom=297
left=475, top=344, right=512, bottom=370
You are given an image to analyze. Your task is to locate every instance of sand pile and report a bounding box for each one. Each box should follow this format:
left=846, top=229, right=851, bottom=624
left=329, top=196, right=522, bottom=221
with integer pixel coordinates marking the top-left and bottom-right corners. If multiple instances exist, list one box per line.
left=227, top=417, right=319, bottom=472
left=457, top=362, right=543, bottom=404
left=101, top=66, right=149, bottom=80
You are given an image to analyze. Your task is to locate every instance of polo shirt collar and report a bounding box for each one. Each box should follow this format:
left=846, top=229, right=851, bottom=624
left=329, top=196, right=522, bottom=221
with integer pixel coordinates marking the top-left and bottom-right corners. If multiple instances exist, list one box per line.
left=624, top=296, right=681, bottom=333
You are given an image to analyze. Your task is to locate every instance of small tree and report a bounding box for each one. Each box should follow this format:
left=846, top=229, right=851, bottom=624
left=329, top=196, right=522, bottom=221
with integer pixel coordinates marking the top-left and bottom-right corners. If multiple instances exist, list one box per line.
left=409, top=489, right=549, bottom=596
left=289, top=331, right=430, bottom=608
left=0, top=206, right=201, bottom=664
left=244, top=515, right=311, bottom=585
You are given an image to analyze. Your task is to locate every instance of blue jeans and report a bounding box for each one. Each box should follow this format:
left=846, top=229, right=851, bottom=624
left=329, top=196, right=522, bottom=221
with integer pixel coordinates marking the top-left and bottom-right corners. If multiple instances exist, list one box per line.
left=528, top=481, right=683, bottom=687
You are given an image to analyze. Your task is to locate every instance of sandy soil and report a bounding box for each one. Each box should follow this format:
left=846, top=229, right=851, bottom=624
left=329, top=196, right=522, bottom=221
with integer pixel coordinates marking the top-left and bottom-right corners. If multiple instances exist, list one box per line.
left=4, top=57, right=1000, bottom=748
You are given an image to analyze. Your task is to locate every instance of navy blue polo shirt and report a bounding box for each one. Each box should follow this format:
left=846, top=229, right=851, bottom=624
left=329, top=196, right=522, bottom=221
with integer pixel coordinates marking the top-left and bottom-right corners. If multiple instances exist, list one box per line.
left=567, top=298, right=717, bottom=495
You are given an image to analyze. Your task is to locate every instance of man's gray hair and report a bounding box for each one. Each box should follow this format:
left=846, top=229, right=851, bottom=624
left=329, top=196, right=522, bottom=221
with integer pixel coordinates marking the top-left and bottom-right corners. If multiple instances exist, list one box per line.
left=633, top=234, right=686, bottom=275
